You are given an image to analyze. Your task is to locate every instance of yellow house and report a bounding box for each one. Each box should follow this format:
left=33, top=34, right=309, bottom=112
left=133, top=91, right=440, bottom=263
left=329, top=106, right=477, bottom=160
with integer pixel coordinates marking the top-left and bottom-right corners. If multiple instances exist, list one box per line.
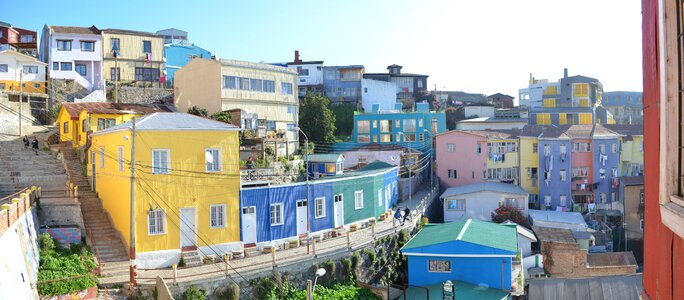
left=56, top=102, right=167, bottom=148
left=603, top=124, right=644, bottom=176
left=89, top=112, right=241, bottom=268
left=482, top=131, right=520, bottom=184
left=519, top=133, right=541, bottom=203
left=101, top=29, right=164, bottom=88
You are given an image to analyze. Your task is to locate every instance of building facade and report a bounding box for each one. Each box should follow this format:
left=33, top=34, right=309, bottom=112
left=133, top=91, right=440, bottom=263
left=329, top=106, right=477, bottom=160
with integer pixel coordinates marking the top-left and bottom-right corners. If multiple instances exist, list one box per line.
left=40, top=25, right=104, bottom=91
left=175, top=58, right=299, bottom=155
left=322, top=65, right=364, bottom=104
left=360, top=78, right=397, bottom=112
left=286, top=50, right=323, bottom=98
left=619, top=176, right=643, bottom=263
left=88, top=113, right=241, bottom=268
left=518, top=77, right=558, bottom=109
left=487, top=93, right=514, bottom=108
left=351, top=102, right=446, bottom=147
left=364, top=64, right=428, bottom=102
left=102, top=29, right=165, bottom=87
left=602, top=91, right=643, bottom=124
left=441, top=183, right=528, bottom=222
left=0, top=49, right=47, bottom=93
left=435, top=131, right=487, bottom=188
left=0, top=21, right=37, bottom=57
left=157, top=28, right=211, bottom=86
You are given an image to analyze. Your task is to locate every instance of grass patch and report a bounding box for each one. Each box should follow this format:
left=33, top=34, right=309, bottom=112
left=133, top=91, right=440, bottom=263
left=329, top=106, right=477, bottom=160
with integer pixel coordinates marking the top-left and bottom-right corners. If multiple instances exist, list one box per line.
left=37, top=234, right=97, bottom=297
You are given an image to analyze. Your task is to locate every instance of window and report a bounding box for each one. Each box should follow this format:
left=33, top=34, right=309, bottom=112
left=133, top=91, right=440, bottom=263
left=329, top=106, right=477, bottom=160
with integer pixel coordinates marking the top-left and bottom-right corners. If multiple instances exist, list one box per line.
left=270, top=203, right=284, bottom=226
left=573, top=83, right=588, bottom=97
left=640, top=219, right=644, bottom=231
left=532, top=143, right=538, bottom=153
left=431, top=118, right=439, bottom=133
left=23, top=66, right=39, bottom=74
left=378, top=189, right=383, bottom=207
left=357, top=135, right=370, bottom=143
left=560, top=169, right=567, bottom=181
left=63, top=122, right=69, bottom=133
left=599, top=144, right=606, bottom=154
left=560, top=195, right=567, bottom=207
left=572, top=167, right=589, bottom=178
left=152, top=149, right=170, bottom=174
left=82, top=119, right=87, bottom=132
left=0, top=64, right=7, bottom=73
left=205, top=148, right=221, bottom=172
left=118, top=146, right=124, bottom=171
left=263, top=80, right=275, bottom=92
left=600, top=168, right=606, bottom=179
left=110, top=38, right=120, bottom=51
left=380, top=134, right=392, bottom=142
left=57, top=39, right=72, bottom=51
left=355, top=190, right=364, bottom=210
left=418, top=119, right=424, bottom=128
left=250, top=79, right=263, bottom=91
left=143, top=40, right=151, bottom=53
left=611, top=192, right=617, bottom=203
left=612, top=143, right=618, bottom=153
left=428, top=260, right=451, bottom=273
left=536, top=113, right=551, bottom=125
left=135, top=67, right=160, bottom=81
left=281, top=82, right=293, bottom=95
left=372, top=120, right=377, bottom=128
left=472, top=171, right=475, bottom=179
left=223, top=76, right=237, bottom=89
left=380, top=120, right=390, bottom=132
left=111, top=67, right=120, bottom=81
left=52, top=62, right=59, bottom=70
left=239, top=77, right=250, bottom=90
left=446, top=199, right=465, bottom=211
left=600, top=193, right=607, bottom=203
left=314, top=197, right=325, bottom=218
left=99, top=147, right=105, bottom=169
left=75, top=64, right=86, bottom=76
left=80, top=41, right=95, bottom=52
left=560, top=144, right=567, bottom=155
left=210, top=204, right=226, bottom=228
left=296, top=66, right=309, bottom=76
left=403, top=119, right=416, bottom=132
left=357, top=120, right=370, bottom=133
left=544, top=195, right=551, bottom=207
left=447, top=143, right=455, bottom=152
left=396, top=120, right=401, bottom=128
left=612, top=168, right=618, bottom=177
left=477, top=144, right=482, bottom=154
left=403, top=133, right=416, bottom=142
left=97, top=118, right=115, bottom=130
left=148, top=209, right=166, bottom=235
left=572, top=142, right=591, bottom=152
left=544, top=144, right=551, bottom=156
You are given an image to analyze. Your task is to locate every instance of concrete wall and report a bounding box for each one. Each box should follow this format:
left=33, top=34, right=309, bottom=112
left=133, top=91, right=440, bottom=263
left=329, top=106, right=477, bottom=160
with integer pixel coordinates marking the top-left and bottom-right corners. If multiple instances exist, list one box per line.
left=361, top=78, right=397, bottom=112
left=38, top=198, right=84, bottom=233
left=0, top=193, right=40, bottom=300
left=464, top=106, right=495, bottom=118
left=541, top=241, right=636, bottom=278
left=108, top=86, right=173, bottom=104
left=0, top=94, right=38, bottom=136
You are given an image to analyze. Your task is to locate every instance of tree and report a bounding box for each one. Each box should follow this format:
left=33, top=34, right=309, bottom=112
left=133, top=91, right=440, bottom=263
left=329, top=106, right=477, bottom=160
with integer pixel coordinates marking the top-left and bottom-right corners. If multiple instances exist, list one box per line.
left=491, top=205, right=531, bottom=228
left=445, top=107, right=459, bottom=130
left=299, top=93, right=336, bottom=144
left=187, top=106, right=208, bottom=117
left=210, top=111, right=232, bottom=123
left=330, top=103, right=356, bottom=137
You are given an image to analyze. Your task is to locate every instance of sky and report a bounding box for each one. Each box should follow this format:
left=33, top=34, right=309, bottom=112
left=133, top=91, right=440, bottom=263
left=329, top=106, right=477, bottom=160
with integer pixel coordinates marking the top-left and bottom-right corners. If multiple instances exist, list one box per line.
left=2, top=0, right=643, bottom=97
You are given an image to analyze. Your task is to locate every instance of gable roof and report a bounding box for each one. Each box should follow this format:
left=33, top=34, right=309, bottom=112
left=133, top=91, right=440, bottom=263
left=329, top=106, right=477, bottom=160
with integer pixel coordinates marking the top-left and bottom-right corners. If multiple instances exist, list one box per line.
left=306, top=153, right=344, bottom=163
left=402, top=219, right=517, bottom=253
left=93, top=112, right=239, bottom=135
left=528, top=210, right=587, bottom=227
left=0, top=49, right=47, bottom=64
left=50, top=25, right=100, bottom=35
left=60, top=102, right=169, bottom=120
left=532, top=226, right=576, bottom=244
left=601, top=124, right=643, bottom=140
left=441, top=182, right=528, bottom=198
left=356, top=160, right=394, bottom=171
left=528, top=274, right=643, bottom=300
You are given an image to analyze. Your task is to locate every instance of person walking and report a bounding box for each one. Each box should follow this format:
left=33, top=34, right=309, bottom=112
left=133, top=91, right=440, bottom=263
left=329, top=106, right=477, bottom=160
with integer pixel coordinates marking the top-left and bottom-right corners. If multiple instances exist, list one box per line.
left=23, top=136, right=29, bottom=150
left=394, top=208, right=403, bottom=227
left=31, top=137, right=39, bottom=155
left=403, top=207, right=411, bottom=225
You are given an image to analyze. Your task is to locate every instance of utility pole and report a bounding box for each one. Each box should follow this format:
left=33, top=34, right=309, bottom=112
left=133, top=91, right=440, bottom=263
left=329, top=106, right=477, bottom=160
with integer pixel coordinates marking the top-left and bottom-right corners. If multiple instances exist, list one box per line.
left=129, top=117, right=137, bottom=290
left=18, top=71, right=23, bottom=137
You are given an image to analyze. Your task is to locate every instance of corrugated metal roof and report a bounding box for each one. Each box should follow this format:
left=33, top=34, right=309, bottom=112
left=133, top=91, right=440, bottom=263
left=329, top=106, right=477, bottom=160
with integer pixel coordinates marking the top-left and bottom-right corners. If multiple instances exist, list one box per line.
left=61, top=102, right=169, bottom=119
left=305, top=154, right=344, bottom=163
left=528, top=210, right=587, bottom=227
left=94, top=112, right=239, bottom=134
left=620, top=176, right=644, bottom=186
left=528, top=274, right=643, bottom=300
left=402, top=219, right=517, bottom=253
left=587, top=252, right=638, bottom=267
left=50, top=25, right=100, bottom=34
left=440, top=182, right=528, bottom=198
left=532, top=226, right=576, bottom=244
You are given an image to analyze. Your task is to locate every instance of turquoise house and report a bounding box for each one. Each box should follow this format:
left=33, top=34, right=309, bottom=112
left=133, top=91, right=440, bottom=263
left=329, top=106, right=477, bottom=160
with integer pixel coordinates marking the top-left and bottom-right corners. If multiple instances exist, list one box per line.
left=157, top=28, right=212, bottom=85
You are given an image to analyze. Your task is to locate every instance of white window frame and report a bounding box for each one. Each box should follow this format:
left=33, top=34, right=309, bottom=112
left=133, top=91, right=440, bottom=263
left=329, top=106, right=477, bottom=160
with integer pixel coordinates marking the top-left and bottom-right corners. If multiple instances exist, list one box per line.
left=560, top=169, right=567, bottom=182
left=210, top=204, right=226, bottom=228
left=118, top=146, right=124, bottom=171
left=447, top=143, right=455, bottom=152
left=378, top=189, right=383, bottom=207
left=148, top=209, right=166, bottom=235
left=600, top=193, right=607, bottom=203
left=446, top=199, right=465, bottom=211
left=314, top=197, right=326, bottom=219
left=152, top=149, right=171, bottom=174
left=560, top=195, right=567, bottom=207
left=99, top=147, right=105, bottom=169
left=270, top=203, right=284, bottom=226
left=544, top=195, right=551, bottom=207
left=205, top=148, right=221, bottom=172
left=354, top=190, right=364, bottom=210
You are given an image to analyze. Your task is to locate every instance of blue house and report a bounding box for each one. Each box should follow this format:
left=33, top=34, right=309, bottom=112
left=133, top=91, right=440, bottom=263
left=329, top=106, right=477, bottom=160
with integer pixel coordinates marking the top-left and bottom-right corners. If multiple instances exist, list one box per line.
left=306, top=154, right=345, bottom=177
left=591, top=126, right=621, bottom=209
left=537, top=126, right=572, bottom=210
left=240, top=161, right=398, bottom=245
left=401, top=219, right=518, bottom=292
left=157, top=28, right=212, bottom=85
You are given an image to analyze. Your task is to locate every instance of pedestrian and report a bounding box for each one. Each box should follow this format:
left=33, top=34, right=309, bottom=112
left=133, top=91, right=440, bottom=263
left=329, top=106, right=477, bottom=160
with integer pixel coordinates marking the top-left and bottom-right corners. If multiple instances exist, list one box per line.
left=394, top=208, right=403, bottom=227
left=31, top=137, right=39, bottom=155
left=23, top=136, right=29, bottom=150
left=403, top=207, right=411, bottom=225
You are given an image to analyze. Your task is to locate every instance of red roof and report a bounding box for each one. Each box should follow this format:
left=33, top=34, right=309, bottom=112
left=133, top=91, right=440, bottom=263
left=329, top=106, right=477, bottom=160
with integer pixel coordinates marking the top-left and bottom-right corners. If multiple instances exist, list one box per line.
left=61, top=102, right=169, bottom=120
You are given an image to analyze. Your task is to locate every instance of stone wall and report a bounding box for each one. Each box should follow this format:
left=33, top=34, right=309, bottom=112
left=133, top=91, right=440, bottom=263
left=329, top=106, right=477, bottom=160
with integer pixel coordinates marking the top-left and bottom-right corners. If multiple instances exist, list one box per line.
left=106, top=86, right=174, bottom=104
left=0, top=93, right=40, bottom=136
left=50, top=79, right=90, bottom=103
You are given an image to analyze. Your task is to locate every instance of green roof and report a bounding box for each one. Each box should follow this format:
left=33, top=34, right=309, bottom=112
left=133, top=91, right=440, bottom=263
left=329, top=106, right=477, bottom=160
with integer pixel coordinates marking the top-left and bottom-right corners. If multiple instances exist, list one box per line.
left=401, top=219, right=517, bottom=253
left=305, top=154, right=343, bottom=163
left=357, top=161, right=395, bottom=171
left=404, top=280, right=509, bottom=300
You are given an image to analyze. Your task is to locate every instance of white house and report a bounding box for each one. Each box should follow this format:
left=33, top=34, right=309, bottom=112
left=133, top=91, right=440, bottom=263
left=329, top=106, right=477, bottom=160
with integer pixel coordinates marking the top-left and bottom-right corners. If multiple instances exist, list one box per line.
left=0, top=49, right=47, bottom=93
left=441, top=182, right=529, bottom=223
left=463, top=105, right=495, bottom=119
left=39, top=25, right=104, bottom=91
left=527, top=209, right=588, bottom=232
left=341, top=143, right=417, bottom=169
left=503, top=220, right=538, bottom=257
left=361, top=78, right=397, bottom=112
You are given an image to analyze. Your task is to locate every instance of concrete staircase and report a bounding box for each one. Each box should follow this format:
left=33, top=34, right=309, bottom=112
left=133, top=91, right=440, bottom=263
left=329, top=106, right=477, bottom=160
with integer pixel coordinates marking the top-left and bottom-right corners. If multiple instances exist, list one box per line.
left=0, top=138, right=66, bottom=200
left=181, top=250, right=203, bottom=267
left=59, top=146, right=130, bottom=287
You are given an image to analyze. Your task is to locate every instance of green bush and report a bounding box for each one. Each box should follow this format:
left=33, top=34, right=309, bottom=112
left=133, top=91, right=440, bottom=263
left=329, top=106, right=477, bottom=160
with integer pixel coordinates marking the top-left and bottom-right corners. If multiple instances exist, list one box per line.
left=178, top=256, right=186, bottom=267
left=40, top=233, right=55, bottom=251
left=37, top=236, right=97, bottom=297
left=350, top=253, right=360, bottom=270
left=341, top=258, right=352, bottom=275
left=227, top=282, right=240, bottom=300
left=182, top=286, right=205, bottom=300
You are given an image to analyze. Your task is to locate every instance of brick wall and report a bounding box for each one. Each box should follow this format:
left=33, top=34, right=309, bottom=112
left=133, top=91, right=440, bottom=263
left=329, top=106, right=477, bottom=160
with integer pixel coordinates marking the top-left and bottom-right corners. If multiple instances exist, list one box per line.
left=0, top=189, right=35, bottom=237
left=542, top=241, right=636, bottom=278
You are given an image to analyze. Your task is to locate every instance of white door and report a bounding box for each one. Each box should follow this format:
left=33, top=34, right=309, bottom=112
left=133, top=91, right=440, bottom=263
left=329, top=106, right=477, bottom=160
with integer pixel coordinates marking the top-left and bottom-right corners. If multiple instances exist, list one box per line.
left=296, top=200, right=308, bottom=235
left=333, top=194, right=344, bottom=228
left=179, top=207, right=197, bottom=248
left=242, top=206, right=257, bottom=244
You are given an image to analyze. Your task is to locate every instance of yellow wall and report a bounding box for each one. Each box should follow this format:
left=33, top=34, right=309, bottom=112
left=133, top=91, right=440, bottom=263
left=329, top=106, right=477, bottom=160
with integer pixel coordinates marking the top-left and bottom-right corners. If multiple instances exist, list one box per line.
left=102, top=32, right=164, bottom=82
left=536, top=113, right=550, bottom=125
left=75, top=110, right=141, bottom=148
left=519, top=137, right=539, bottom=195
left=90, top=129, right=241, bottom=253
left=174, top=59, right=222, bottom=114
left=486, top=139, right=520, bottom=170
left=579, top=113, right=593, bottom=125
left=56, top=107, right=78, bottom=145
left=0, top=80, right=46, bottom=93
left=619, top=135, right=644, bottom=175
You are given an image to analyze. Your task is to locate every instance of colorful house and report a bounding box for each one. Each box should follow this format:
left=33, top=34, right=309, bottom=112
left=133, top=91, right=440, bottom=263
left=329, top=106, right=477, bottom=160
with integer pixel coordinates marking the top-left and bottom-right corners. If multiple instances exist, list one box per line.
left=56, top=102, right=168, bottom=148
left=89, top=113, right=241, bottom=268
left=435, top=130, right=487, bottom=188
left=603, top=124, right=644, bottom=176
left=441, top=183, right=528, bottom=222
left=156, top=28, right=212, bottom=86
left=590, top=125, right=621, bottom=211
left=484, top=130, right=520, bottom=185
left=101, top=28, right=165, bottom=88
left=537, top=126, right=572, bottom=210
left=518, top=125, right=545, bottom=206
left=0, top=21, right=38, bottom=57
left=401, top=219, right=519, bottom=292
left=0, top=49, right=47, bottom=93
left=239, top=161, right=398, bottom=245
left=306, top=154, right=345, bottom=177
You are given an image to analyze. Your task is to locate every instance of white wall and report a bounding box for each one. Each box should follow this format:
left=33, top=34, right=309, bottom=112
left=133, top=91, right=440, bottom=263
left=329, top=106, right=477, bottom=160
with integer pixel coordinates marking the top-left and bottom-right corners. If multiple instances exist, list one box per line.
left=0, top=209, right=40, bottom=300
left=0, top=52, right=46, bottom=82
left=531, top=219, right=587, bottom=232
left=342, top=149, right=402, bottom=169
left=518, top=81, right=559, bottom=109
left=464, top=106, right=495, bottom=118
left=288, top=63, right=323, bottom=86
left=361, top=78, right=397, bottom=112
left=456, top=120, right=527, bottom=131
left=443, top=190, right=528, bottom=223
left=47, top=32, right=103, bottom=89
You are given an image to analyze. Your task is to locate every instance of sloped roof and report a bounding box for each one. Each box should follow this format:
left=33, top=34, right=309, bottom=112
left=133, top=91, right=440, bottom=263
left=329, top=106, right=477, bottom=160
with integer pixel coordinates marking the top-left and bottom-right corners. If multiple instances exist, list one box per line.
left=586, top=252, right=638, bottom=267
left=0, top=49, right=47, bottom=64
left=61, top=102, right=169, bottom=119
left=538, top=125, right=570, bottom=139
left=563, top=125, right=593, bottom=138
left=102, top=28, right=159, bottom=38
left=528, top=274, right=643, bottom=300
left=502, top=221, right=537, bottom=242
left=592, top=124, right=621, bottom=138
left=532, top=226, right=576, bottom=244
left=346, top=143, right=414, bottom=152
left=519, top=125, right=547, bottom=137
left=356, top=160, right=394, bottom=171
left=94, top=112, right=239, bottom=134
left=620, top=176, right=644, bottom=186
left=463, top=129, right=520, bottom=139
left=528, top=210, right=587, bottom=227
left=306, top=154, right=344, bottom=163
left=402, top=219, right=517, bottom=253
left=50, top=25, right=100, bottom=34
left=441, top=182, right=528, bottom=198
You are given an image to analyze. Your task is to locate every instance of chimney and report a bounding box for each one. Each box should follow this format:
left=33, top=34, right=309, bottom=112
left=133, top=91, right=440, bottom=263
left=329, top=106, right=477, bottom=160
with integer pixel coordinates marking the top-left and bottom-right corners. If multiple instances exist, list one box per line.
left=564, top=68, right=568, bottom=78
left=294, top=50, right=301, bottom=63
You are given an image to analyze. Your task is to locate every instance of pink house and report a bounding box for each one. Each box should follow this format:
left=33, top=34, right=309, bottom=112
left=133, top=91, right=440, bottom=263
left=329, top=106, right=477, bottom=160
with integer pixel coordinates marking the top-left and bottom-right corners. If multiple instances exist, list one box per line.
left=565, top=126, right=595, bottom=209
left=435, top=131, right=487, bottom=187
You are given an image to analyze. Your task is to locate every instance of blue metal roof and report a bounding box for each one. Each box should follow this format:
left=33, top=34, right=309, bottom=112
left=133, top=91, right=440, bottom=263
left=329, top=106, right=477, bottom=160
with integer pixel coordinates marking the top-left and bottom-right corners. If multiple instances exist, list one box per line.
left=440, top=182, right=528, bottom=198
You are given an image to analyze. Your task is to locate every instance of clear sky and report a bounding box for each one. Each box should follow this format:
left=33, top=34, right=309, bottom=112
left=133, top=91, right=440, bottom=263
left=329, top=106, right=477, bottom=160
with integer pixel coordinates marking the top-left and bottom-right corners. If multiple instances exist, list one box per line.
left=2, top=0, right=643, bottom=97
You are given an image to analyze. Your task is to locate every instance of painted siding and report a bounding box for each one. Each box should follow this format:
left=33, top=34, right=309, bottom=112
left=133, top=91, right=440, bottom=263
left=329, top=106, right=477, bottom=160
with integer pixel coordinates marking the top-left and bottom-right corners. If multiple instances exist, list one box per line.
left=407, top=255, right=512, bottom=290
left=436, top=131, right=487, bottom=188
left=164, top=43, right=211, bottom=85
left=101, top=32, right=164, bottom=82
left=352, top=105, right=446, bottom=146
left=538, top=139, right=572, bottom=210
left=0, top=50, right=47, bottom=93
left=519, top=137, right=539, bottom=200
left=593, top=138, right=620, bottom=209
left=361, top=78, right=397, bottom=112
left=443, top=190, right=527, bottom=222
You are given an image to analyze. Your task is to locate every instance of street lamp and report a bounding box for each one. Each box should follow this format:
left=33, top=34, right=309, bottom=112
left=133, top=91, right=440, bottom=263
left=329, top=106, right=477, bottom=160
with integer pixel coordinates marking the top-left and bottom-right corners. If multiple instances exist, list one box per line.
left=312, top=268, right=326, bottom=297
left=295, top=127, right=311, bottom=234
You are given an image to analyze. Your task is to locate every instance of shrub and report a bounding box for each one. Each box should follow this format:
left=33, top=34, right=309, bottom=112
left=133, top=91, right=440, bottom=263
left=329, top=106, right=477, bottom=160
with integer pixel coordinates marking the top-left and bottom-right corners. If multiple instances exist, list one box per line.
left=323, top=259, right=336, bottom=281
left=491, top=205, right=531, bottom=228
left=341, top=258, right=351, bottom=275
left=227, top=282, right=240, bottom=300
left=187, top=106, right=208, bottom=117
left=210, top=111, right=232, bottom=123
left=178, top=256, right=186, bottom=267
left=350, top=253, right=360, bottom=270
left=366, top=250, right=376, bottom=266
left=37, top=236, right=97, bottom=297
left=182, top=286, right=205, bottom=300
left=40, top=233, right=55, bottom=252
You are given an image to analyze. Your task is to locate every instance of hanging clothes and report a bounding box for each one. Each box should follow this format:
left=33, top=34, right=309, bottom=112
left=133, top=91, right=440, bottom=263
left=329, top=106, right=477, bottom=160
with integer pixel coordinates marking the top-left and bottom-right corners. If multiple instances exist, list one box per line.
left=501, top=153, right=506, bottom=162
